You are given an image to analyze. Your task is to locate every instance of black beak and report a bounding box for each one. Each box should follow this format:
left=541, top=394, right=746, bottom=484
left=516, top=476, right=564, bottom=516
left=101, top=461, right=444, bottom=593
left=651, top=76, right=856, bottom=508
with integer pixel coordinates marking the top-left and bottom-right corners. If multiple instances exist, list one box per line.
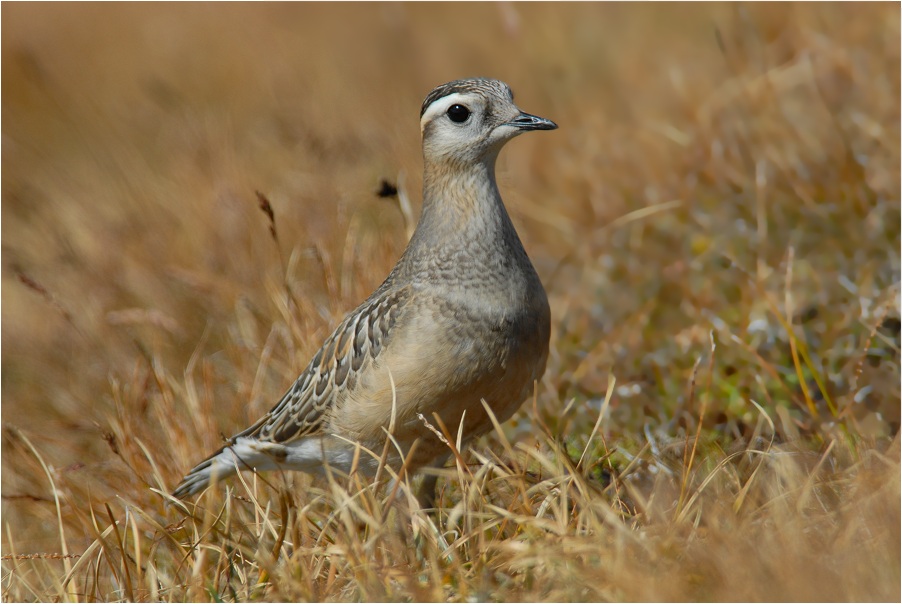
left=507, top=111, right=558, bottom=131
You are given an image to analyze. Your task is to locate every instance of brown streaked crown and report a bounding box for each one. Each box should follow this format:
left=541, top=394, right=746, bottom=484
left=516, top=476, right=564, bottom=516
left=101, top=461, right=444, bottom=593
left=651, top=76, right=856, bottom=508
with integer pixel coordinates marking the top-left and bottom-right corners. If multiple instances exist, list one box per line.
left=420, top=78, right=513, bottom=117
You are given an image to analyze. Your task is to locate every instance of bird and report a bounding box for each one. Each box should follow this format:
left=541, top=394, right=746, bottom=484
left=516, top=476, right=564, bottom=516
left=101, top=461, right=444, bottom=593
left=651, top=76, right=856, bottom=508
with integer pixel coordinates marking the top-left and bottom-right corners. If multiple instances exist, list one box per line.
left=172, top=78, right=556, bottom=503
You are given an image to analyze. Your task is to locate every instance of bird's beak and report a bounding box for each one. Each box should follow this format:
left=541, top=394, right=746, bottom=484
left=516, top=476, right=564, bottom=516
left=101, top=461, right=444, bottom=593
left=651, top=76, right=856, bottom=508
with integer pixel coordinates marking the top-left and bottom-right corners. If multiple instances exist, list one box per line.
left=506, top=111, right=558, bottom=131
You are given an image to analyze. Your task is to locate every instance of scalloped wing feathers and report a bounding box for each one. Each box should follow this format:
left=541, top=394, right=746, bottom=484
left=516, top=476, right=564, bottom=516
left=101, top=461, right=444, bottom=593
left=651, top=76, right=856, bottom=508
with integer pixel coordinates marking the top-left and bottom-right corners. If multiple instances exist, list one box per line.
left=170, top=287, right=411, bottom=497
left=235, top=287, right=411, bottom=444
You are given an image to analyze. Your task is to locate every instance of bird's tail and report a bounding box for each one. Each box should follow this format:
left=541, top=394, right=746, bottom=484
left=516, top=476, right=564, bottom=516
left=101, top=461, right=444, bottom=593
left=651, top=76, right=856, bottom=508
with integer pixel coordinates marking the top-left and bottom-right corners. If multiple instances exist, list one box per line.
left=172, top=446, right=243, bottom=498
left=172, top=438, right=294, bottom=498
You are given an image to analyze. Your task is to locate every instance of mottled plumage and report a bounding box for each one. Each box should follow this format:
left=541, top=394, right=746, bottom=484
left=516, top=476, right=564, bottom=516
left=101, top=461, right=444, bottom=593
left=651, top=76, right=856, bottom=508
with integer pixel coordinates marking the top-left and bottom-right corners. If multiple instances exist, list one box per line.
left=173, top=78, right=556, bottom=500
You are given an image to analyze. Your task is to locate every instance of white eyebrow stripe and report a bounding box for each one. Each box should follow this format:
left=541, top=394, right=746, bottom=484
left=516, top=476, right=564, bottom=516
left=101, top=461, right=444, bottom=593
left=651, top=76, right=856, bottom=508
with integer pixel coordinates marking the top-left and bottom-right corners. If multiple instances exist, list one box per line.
left=420, top=92, right=478, bottom=128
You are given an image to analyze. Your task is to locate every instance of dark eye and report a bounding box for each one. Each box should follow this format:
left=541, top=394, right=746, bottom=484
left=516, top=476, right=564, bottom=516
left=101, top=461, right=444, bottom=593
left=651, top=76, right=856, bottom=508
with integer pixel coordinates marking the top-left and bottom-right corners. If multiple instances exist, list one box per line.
left=446, top=104, right=470, bottom=123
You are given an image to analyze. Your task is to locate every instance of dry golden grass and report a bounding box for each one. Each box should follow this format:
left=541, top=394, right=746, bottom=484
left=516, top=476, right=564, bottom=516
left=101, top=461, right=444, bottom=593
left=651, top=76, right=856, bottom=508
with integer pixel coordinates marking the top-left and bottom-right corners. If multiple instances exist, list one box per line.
left=2, top=3, right=900, bottom=602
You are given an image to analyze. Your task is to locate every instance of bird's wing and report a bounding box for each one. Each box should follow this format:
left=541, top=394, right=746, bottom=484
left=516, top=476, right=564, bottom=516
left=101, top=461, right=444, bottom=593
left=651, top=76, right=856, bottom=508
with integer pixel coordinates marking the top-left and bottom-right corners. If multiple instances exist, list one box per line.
left=232, top=286, right=412, bottom=444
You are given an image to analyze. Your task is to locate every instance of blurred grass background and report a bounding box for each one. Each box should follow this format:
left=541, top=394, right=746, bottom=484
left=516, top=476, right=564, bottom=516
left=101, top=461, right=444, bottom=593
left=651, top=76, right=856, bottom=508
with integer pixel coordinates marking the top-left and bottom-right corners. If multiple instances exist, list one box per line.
left=2, top=3, right=900, bottom=601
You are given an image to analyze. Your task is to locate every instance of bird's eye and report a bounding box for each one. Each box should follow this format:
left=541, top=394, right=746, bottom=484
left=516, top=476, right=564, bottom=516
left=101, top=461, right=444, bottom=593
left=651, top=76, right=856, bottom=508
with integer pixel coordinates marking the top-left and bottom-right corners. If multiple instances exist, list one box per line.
left=446, top=104, right=471, bottom=123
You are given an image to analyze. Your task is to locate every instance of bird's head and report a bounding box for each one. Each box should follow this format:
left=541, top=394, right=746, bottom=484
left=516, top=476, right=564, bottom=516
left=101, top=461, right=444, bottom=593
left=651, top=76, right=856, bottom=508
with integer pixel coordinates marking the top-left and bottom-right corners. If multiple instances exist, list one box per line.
left=419, top=78, right=557, bottom=166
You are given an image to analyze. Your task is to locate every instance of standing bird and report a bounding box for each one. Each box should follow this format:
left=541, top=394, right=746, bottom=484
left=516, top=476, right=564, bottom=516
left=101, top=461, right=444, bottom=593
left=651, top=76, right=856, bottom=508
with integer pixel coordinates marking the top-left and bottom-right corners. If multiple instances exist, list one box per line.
left=173, top=78, right=556, bottom=503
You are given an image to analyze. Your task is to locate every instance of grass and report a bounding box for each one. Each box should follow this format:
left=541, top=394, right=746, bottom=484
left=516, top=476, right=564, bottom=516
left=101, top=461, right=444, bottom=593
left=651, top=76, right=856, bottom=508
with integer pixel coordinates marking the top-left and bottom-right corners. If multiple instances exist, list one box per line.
left=2, top=3, right=900, bottom=602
